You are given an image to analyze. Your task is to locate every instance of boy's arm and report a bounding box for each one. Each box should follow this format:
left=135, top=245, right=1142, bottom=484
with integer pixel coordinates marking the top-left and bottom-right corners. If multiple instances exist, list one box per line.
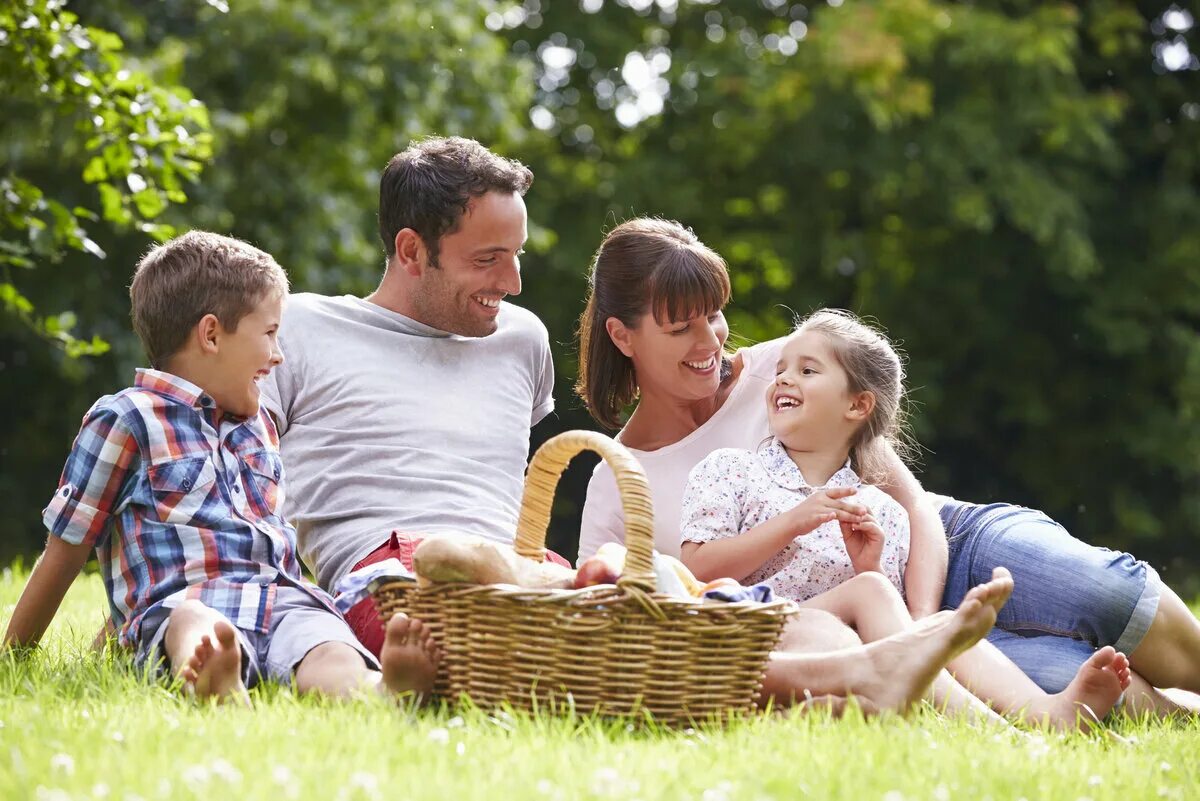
left=3, top=536, right=92, bottom=649
left=877, top=443, right=947, bottom=619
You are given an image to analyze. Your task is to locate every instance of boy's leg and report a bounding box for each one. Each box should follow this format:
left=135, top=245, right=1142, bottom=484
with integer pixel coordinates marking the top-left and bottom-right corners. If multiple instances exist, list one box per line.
left=159, top=599, right=249, bottom=703
left=266, top=588, right=437, bottom=699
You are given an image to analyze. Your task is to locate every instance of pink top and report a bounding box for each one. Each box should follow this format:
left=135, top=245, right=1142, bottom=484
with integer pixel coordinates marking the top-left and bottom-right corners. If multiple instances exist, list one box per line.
left=578, top=337, right=785, bottom=561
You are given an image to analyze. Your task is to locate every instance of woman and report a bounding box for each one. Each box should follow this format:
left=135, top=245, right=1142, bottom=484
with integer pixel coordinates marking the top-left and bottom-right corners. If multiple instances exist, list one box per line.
left=576, top=217, right=1200, bottom=715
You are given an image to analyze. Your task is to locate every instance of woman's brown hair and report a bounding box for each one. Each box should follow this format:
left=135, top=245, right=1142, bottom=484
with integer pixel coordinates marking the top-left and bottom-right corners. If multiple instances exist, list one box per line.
left=576, top=218, right=731, bottom=430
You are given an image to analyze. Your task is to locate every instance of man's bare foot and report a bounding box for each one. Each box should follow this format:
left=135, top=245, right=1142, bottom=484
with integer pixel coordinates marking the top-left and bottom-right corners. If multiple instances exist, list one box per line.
left=380, top=613, right=439, bottom=699
left=179, top=620, right=247, bottom=704
left=1026, top=646, right=1130, bottom=731
left=853, top=583, right=1003, bottom=714
left=967, top=567, right=1015, bottom=617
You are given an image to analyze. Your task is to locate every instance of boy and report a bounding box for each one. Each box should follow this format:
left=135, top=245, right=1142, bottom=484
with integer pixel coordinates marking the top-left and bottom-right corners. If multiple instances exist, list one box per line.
left=3, top=231, right=437, bottom=701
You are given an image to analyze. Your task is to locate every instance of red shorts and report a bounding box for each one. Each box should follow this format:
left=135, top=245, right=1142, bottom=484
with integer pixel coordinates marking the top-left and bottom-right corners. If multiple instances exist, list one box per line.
left=343, top=532, right=573, bottom=657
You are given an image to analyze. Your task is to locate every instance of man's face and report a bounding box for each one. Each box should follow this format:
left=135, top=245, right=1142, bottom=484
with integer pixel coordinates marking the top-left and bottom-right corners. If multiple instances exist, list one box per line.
left=412, top=190, right=527, bottom=337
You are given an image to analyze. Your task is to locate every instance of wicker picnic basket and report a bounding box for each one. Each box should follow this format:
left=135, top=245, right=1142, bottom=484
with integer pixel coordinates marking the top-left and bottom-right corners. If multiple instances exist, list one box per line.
left=371, top=430, right=796, bottom=723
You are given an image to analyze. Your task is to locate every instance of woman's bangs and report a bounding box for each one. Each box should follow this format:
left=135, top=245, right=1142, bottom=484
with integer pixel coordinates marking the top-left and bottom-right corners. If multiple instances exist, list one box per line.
left=648, top=249, right=731, bottom=325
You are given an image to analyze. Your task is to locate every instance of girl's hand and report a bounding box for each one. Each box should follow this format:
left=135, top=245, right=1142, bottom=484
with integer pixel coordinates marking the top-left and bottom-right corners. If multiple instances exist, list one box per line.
left=787, top=487, right=868, bottom=537
left=841, top=514, right=885, bottom=574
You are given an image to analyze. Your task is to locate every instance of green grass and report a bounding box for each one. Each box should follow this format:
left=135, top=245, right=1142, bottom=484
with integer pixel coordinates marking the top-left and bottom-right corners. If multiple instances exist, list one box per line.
left=2, top=568, right=1198, bottom=801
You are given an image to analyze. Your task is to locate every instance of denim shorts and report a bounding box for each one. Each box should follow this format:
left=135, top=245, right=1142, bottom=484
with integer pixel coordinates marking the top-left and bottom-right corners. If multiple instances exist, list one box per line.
left=138, top=585, right=379, bottom=688
left=938, top=500, right=1161, bottom=693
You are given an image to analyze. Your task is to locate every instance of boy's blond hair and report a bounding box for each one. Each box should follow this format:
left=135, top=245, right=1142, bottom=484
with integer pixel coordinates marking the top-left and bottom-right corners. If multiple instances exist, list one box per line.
left=130, top=231, right=289, bottom=368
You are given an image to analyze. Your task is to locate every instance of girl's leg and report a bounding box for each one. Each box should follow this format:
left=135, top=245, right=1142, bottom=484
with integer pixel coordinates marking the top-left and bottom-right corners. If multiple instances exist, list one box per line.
left=797, top=572, right=1011, bottom=724
left=948, top=629, right=1130, bottom=729
left=763, top=575, right=1005, bottom=714
left=162, top=599, right=247, bottom=703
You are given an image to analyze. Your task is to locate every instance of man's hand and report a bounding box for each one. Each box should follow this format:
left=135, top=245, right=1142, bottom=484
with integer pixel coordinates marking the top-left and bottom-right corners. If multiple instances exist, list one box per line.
left=840, top=514, right=885, bottom=575
left=786, top=487, right=868, bottom=537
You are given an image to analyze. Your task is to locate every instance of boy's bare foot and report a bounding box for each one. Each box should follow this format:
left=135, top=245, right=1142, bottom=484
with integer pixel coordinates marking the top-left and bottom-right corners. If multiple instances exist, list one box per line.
left=179, top=620, right=247, bottom=704
left=1028, top=646, right=1130, bottom=731
left=854, top=581, right=1004, bottom=714
left=380, top=613, right=439, bottom=699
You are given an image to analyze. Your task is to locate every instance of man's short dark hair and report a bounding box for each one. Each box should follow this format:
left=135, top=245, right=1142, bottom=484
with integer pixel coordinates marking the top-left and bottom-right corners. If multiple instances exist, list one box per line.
left=378, top=136, right=533, bottom=266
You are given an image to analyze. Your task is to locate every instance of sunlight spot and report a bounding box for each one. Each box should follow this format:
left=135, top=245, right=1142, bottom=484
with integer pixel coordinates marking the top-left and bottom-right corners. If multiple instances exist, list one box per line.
left=428, top=727, right=450, bottom=744
left=49, top=754, right=74, bottom=776
left=447, top=715, right=465, bottom=728
left=92, top=783, right=109, bottom=798
left=211, top=759, right=242, bottom=783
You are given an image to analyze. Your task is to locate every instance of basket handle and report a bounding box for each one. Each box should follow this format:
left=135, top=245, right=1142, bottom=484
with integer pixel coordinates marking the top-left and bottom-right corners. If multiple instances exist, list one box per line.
left=514, top=430, right=656, bottom=592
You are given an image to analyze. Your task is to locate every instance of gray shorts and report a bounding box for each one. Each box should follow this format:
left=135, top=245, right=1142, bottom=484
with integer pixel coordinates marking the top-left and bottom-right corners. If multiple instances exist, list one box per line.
left=139, top=585, right=380, bottom=688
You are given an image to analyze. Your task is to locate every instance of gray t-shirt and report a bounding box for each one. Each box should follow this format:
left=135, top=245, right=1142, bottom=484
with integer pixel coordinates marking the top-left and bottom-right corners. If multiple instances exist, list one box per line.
left=259, top=293, right=555, bottom=590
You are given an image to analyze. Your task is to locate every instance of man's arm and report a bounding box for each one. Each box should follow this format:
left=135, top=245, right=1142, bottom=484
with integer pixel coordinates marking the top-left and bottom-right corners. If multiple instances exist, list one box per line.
left=877, top=444, right=946, bottom=618
left=3, top=537, right=92, bottom=649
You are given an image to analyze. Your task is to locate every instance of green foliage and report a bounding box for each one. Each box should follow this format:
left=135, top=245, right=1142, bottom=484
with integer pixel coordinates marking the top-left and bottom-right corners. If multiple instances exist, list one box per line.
left=2, top=0, right=1199, bottom=578
left=0, top=0, right=211, bottom=355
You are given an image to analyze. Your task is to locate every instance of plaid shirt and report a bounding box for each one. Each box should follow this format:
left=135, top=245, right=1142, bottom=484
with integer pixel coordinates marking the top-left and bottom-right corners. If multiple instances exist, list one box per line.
left=43, top=369, right=336, bottom=649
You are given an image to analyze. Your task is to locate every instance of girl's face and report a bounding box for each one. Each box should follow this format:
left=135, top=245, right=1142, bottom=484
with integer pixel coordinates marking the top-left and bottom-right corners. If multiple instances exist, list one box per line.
left=767, top=330, right=870, bottom=453
left=610, top=307, right=729, bottom=403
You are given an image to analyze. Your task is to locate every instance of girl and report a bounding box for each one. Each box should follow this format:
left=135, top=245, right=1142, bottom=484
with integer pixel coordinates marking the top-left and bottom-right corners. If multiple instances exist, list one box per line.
left=678, top=309, right=1131, bottom=729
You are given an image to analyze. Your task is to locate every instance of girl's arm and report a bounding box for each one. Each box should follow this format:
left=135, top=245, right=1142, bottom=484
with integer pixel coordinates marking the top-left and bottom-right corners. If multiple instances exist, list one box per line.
left=876, top=443, right=946, bottom=618
left=3, top=536, right=92, bottom=649
left=682, top=487, right=865, bottom=582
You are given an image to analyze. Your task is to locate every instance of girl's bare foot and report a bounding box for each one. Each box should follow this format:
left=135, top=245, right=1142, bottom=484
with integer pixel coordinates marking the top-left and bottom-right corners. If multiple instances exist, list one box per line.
left=380, top=613, right=439, bottom=699
left=179, top=620, right=247, bottom=704
left=1027, top=646, right=1130, bottom=730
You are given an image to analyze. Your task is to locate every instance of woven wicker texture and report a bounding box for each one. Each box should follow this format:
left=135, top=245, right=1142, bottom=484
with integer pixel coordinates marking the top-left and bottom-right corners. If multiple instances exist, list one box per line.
left=373, top=430, right=795, bottom=723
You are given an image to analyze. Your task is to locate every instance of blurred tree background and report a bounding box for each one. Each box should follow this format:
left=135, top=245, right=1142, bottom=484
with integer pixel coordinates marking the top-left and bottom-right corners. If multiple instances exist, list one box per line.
left=3, top=0, right=1199, bottom=587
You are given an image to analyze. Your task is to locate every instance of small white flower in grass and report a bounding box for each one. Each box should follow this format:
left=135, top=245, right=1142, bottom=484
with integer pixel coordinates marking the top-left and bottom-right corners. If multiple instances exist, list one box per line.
left=456, top=741, right=466, bottom=756
left=591, top=767, right=632, bottom=796
left=211, top=759, right=242, bottom=783
left=110, top=731, right=124, bottom=743
left=35, top=788, right=70, bottom=801
left=1088, top=776, right=1103, bottom=786
left=182, top=765, right=209, bottom=784
left=349, top=772, right=380, bottom=800
left=883, top=792, right=906, bottom=801
left=92, top=783, right=109, bottom=797
left=447, top=715, right=465, bottom=728
left=50, top=753, right=75, bottom=776
left=703, top=781, right=735, bottom=801
left=1160, top=762, right=1172, bottom=772
left=427, top=727, right=450, bottom=744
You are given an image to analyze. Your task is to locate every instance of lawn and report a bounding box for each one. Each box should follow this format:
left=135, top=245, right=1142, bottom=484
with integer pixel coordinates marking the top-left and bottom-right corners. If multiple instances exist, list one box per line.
left=1, top=567, right=1197, bottom=801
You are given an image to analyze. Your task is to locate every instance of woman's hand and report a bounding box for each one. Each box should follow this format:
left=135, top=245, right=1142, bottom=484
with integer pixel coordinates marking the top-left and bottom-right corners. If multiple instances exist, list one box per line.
left=786, top=487, right=868, bottom=537
left=840, top=514, right=885, bottom=575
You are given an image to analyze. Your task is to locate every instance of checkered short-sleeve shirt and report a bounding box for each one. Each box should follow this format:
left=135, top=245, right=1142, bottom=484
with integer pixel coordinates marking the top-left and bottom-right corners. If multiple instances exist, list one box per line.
left=43, top=369, right=336, bottom=649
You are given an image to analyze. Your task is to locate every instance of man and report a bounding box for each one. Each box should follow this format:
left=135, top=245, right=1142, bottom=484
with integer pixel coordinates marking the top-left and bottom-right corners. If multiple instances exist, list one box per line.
left=259, top=137, right=561, bottom=655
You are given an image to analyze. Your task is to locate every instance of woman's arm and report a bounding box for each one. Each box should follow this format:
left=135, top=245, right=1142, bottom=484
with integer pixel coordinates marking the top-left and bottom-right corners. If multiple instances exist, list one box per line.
left=877, top=443, right=946, bottom=618
left=3, top=537, right=92, bottom=649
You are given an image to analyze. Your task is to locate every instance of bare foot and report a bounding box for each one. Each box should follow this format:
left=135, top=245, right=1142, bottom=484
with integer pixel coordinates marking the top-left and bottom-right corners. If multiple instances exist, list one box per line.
left=966, top=567, right=1015, bottom=617
left=179, top=620, right=247, bottom=704
left=1028, top=646, right=1129, bottom=731
left=854, top=586, right=1002, bottom=714
left=380, top=613, right=439, bottom=700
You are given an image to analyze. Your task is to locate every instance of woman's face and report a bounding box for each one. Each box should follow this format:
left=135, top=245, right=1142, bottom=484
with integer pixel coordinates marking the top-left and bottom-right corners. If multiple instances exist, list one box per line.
left=616, top=308, right=729, bottom=402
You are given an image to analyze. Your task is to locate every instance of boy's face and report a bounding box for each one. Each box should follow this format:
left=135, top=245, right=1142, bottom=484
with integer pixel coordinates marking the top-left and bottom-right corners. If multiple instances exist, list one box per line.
left=410, top=190, right=527, bottom=337
left=209, top=292, right=284, bottom=418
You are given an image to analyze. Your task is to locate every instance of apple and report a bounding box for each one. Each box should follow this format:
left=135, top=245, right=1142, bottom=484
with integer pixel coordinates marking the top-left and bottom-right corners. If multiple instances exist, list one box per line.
left=574, top=544, right=626, bottom=589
